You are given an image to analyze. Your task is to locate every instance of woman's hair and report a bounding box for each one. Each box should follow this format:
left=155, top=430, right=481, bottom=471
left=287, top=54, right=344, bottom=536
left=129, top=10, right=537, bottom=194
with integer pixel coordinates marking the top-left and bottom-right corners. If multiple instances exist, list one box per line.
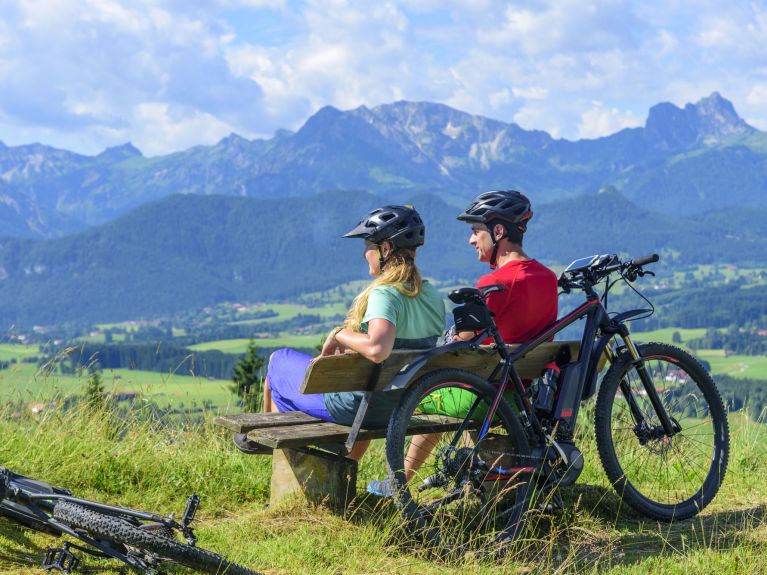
left=344, top=248, right=422, bottom=332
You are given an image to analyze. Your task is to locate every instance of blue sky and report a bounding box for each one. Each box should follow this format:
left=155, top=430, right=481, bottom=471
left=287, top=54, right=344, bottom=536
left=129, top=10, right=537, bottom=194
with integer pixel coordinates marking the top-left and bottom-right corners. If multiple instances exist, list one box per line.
left=0, top=0, right=765, bottom=156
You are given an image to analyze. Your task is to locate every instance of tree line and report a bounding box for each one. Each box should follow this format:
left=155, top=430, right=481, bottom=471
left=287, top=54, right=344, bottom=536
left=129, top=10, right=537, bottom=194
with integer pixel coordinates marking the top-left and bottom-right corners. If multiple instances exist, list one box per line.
left=687, top=326, right=767, bottom=356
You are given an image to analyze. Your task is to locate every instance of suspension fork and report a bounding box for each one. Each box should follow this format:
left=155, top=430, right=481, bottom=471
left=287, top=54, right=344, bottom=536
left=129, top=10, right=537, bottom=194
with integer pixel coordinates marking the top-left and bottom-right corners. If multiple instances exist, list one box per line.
left=605, top=345, right=644, bottom=426
left=617, top=332, right=677, bottom=436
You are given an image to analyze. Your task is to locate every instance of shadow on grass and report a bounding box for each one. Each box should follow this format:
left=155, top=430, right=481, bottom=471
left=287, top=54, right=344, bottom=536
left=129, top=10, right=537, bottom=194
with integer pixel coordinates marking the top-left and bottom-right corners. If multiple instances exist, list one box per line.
left=339, top=482, right=767, bottom=572
left=544, top=483, right=767, bottom=571
left=0, top=518, right=123, bottom=574
left=0, top=518, right=56, bottom=572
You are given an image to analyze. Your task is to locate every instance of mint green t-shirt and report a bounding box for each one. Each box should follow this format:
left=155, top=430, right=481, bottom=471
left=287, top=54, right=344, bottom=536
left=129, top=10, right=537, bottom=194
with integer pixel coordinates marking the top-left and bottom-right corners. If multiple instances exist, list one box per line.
left=324, top=281, right=446, bottom=426
left=360, top=281, right=445, bottom=340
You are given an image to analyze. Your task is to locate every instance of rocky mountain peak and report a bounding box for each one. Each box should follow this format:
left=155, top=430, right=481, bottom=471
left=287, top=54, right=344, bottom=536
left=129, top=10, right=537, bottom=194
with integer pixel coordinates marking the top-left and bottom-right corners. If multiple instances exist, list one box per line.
left=97, top=142, right=143, bottom=162
left=215, top=133, right=252, bottom=151
left=686, top=91, right=752, bottom=140
left=644, top=92, right=752, bottom=150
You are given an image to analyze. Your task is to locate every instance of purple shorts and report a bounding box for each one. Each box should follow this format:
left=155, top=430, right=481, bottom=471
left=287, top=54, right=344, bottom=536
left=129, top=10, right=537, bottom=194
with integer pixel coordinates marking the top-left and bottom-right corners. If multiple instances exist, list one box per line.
left=267, top=348, right=334, bottom=422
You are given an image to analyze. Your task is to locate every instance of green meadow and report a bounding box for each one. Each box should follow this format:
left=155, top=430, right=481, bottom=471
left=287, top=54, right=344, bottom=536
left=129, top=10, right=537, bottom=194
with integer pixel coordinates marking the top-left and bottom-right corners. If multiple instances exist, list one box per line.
left=0, top=361, right=238, bottom=411
left=189, top=334, right=324, bottom=354
left=0, top=406, right=764, bottom=575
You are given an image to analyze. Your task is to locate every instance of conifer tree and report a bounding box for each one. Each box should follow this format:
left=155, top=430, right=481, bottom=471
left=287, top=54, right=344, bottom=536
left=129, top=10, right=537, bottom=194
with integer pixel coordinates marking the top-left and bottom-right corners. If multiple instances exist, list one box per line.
left=230, top=340, right=265, bottom=411
left=85, top=366, right=105, bottom=409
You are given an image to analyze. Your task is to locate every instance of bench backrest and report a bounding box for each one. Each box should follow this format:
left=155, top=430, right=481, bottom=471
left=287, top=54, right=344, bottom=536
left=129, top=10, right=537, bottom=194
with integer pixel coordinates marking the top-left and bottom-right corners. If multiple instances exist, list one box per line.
left=300, top=341, right=587, bottom=394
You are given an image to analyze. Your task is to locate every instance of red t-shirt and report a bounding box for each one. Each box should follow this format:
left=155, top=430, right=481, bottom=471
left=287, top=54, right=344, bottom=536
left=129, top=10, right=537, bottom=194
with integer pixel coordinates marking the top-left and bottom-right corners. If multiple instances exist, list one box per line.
left=476, top=259, right=558, bottom=344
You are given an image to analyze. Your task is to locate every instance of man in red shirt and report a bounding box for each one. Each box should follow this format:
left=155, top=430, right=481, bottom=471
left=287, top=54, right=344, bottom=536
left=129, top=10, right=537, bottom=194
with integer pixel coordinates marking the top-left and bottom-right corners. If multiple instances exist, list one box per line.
left=456, top=190, right=558, bottom=342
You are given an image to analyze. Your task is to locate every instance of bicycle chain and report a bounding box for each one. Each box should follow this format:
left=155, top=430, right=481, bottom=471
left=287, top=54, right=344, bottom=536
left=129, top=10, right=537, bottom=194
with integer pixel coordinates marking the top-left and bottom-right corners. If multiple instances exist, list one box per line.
left=476, top=449, right=546, bottom=463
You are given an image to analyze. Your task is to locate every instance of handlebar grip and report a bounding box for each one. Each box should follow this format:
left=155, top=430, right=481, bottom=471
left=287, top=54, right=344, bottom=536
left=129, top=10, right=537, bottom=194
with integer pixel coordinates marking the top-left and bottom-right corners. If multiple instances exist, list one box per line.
left=631, top=253, right=659, bottom=267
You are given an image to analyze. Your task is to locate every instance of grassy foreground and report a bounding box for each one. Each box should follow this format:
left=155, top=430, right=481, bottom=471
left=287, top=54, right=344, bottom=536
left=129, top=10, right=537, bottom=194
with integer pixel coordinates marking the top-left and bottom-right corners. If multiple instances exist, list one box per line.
left=0, top=406, right=765, bottom=575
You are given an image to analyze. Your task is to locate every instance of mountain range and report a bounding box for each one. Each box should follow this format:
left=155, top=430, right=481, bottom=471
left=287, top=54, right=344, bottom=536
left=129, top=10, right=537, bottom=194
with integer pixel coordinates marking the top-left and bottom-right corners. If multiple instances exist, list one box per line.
left=1, top=92, right=766, bottom=239
left=1, top=92, right=766, bottom=326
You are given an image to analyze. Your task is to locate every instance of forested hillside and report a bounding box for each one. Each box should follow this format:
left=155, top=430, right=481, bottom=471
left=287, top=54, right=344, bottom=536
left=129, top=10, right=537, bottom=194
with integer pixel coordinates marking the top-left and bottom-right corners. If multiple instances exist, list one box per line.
left=2, top=189, right=767, bottom=326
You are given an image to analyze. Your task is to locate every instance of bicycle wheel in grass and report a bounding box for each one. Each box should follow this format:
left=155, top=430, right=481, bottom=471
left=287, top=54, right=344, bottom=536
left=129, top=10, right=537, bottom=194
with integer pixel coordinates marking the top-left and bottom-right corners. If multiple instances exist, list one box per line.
left=53, top=501, right=261, bottom=575
left=385, top=369, right=533, bottom=555
left=595, top=343, right=729, bottom=521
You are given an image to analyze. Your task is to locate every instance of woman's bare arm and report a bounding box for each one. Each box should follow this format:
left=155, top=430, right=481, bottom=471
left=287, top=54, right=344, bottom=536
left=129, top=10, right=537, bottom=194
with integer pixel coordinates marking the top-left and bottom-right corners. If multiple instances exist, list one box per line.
left=322, top=319, right=396, bottom=363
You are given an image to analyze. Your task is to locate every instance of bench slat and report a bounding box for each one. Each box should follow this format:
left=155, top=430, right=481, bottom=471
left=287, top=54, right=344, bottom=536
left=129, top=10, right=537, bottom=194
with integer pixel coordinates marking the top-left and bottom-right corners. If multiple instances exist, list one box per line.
left=247, top=415, right=477, bottom=449
left=214, top=411, right=321, bottom=433
left=301, top=341, right=582, bottom=395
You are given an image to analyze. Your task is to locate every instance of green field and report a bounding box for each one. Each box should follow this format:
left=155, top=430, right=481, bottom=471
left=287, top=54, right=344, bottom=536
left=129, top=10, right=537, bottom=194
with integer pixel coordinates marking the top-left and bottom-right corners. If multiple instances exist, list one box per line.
left=0, top=361, right=239, bottom=411
left=0, top=343, right=40, bottom=361
left=632, top=328, right=767, bottom=380
left=226, top=302, right=346, bottom=327
left=632, top=327, right=707, bottom=345
left=189, top=334, right=324, bottom=354
left=697, top=349, right=767, bottom=380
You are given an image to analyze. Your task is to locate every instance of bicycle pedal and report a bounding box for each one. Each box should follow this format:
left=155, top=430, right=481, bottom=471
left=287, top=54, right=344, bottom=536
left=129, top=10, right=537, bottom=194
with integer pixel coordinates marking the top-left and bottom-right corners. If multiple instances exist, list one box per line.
left=42, top=543, right=80, bottom=573
left=536, top=490, right=564, bottom=513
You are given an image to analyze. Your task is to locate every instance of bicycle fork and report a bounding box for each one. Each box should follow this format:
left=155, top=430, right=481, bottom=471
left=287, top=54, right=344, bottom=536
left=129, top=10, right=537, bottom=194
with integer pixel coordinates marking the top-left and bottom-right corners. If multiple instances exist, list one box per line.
left=612, top=333, right=679, bottom=438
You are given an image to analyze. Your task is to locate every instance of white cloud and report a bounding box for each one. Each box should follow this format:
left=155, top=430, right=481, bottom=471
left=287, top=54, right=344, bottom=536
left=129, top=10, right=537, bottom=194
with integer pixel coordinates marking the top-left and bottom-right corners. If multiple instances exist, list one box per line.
left=132, top=102, right=238, bottom=155
left=0, top=0, right=765, bottom=155
left=511, top=87, right=548, bottom=100
left=577, top=102, right=642, bottom=139
left=514, top=106, right=561, bottom=139
left=747, top=85, right=767, bottom=107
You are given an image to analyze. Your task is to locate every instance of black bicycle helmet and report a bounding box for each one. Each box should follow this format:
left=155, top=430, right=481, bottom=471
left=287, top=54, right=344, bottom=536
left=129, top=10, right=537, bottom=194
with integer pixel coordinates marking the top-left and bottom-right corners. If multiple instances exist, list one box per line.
left=458, top=190, right=533, bottom=268
left=457, top=190, right=533, bottom=232
left=343, top=205, right=425, bottom=249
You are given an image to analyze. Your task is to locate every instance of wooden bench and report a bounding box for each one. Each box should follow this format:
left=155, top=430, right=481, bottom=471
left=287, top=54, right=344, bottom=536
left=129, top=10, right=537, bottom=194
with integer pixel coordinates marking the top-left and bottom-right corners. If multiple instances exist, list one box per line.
left=214, top=341, right=593, bottom=509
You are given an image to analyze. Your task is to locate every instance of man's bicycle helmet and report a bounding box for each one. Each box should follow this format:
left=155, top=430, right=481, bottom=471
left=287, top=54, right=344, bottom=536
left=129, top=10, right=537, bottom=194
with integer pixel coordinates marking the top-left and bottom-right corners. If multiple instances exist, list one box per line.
left=344, top=205, right=425, bottom=249
left=457, top=190, right=532, bottom=232
left=457, top=190, right=533, bottom=268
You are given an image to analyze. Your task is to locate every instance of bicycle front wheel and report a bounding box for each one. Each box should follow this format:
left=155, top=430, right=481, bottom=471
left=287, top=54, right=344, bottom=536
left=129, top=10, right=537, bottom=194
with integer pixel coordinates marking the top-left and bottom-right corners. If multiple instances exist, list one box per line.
left=385, top=369, right=533, bottom=555
left=595, top=342, right=729, bottom=521
left=53, top=501, right=261, bottom=575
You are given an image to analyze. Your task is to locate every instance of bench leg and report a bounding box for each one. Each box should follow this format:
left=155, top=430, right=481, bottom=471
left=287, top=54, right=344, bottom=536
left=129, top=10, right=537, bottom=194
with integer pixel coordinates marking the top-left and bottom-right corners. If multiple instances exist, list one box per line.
left=270, top=448, right=357, bottom=511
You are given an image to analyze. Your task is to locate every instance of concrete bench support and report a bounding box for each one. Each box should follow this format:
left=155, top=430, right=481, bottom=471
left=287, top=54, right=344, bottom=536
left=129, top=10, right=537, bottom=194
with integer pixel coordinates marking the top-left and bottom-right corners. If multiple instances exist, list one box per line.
left=270, top=447, right=357, bottom=511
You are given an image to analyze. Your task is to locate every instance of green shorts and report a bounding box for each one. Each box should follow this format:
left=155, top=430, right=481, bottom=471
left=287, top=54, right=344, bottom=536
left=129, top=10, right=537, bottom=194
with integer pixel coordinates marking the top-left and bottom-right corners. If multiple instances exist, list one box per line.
left=416, top=387, right=517, bottom=420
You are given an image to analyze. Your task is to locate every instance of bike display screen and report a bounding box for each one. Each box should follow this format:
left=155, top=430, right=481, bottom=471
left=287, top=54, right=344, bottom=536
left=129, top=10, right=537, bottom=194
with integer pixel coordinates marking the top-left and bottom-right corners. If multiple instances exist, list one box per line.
left=564, top=255, right=600, bottom=274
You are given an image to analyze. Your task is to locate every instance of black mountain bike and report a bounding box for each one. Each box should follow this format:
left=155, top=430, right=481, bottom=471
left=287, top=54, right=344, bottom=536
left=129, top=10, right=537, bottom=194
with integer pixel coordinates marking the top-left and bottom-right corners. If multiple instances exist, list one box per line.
left=383, top=254, right=730, bottom=553
left=0, top=467, right=260, bottom=574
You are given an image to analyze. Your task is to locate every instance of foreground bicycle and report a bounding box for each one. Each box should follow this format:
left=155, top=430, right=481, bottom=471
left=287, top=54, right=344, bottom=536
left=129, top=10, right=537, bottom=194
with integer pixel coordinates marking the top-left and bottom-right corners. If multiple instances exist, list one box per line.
left=384, top=253, right=730, bottom=553
left=0, top=467, right=260, bottom=574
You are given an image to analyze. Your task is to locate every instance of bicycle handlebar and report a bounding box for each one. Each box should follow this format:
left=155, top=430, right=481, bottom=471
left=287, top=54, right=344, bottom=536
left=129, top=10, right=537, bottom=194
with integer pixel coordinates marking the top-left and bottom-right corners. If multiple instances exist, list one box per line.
left=558, top=253, right=660, bottom=294
left=631, top=253, right=660, bottom=267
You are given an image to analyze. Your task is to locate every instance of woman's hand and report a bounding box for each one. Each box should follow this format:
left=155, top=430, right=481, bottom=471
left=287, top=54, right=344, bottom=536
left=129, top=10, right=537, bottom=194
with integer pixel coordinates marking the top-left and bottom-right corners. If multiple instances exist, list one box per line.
left=320, top=327, right=346, bottom=356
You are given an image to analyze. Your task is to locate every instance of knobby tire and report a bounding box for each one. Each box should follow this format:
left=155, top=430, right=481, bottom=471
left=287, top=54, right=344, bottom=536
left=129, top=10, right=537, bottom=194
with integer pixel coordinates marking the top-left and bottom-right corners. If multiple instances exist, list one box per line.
left=385, top=368, right=533, bottom=556
left=594, top=342, right=729, bottom=521
left=53, top=500, right=260, bottom=575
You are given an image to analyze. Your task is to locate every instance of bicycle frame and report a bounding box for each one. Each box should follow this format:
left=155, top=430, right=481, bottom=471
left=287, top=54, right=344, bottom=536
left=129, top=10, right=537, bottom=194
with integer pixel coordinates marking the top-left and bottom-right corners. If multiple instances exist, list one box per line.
left=0, top=469, right=199, bottom=572
left=466, top=291, right=676, bottom=479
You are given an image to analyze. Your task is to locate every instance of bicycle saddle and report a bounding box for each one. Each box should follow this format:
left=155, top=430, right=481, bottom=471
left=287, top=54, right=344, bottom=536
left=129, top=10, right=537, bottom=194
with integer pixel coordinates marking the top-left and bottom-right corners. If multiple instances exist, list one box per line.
left=448, top=284, right=504, bottom=304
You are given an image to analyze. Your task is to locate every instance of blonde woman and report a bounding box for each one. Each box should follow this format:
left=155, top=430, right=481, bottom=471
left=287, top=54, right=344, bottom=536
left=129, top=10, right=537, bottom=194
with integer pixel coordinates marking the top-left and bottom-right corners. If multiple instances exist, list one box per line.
left=234, top=205, right=445, bottom=463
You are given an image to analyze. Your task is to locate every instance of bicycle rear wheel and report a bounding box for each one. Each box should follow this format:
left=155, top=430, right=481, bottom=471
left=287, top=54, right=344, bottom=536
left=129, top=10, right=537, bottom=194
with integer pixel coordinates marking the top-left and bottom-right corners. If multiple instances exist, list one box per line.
left=595, top=343, right=729, bottom=521
left=53, top=501, right=260, bottom=575
left=385, top=369, right=533, bottom=555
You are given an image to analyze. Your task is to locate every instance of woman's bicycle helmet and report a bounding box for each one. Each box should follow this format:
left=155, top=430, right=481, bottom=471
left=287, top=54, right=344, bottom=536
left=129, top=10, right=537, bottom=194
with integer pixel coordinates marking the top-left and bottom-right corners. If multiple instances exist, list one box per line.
left=344, top=205, right=425, bottom=270
left=344, top=205, right=425, bottom=249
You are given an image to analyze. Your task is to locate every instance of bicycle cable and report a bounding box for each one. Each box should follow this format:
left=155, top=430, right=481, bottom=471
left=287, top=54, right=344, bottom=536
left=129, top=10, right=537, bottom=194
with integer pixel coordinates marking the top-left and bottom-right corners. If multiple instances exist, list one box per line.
left=618, top=270, right=656, bottom=321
